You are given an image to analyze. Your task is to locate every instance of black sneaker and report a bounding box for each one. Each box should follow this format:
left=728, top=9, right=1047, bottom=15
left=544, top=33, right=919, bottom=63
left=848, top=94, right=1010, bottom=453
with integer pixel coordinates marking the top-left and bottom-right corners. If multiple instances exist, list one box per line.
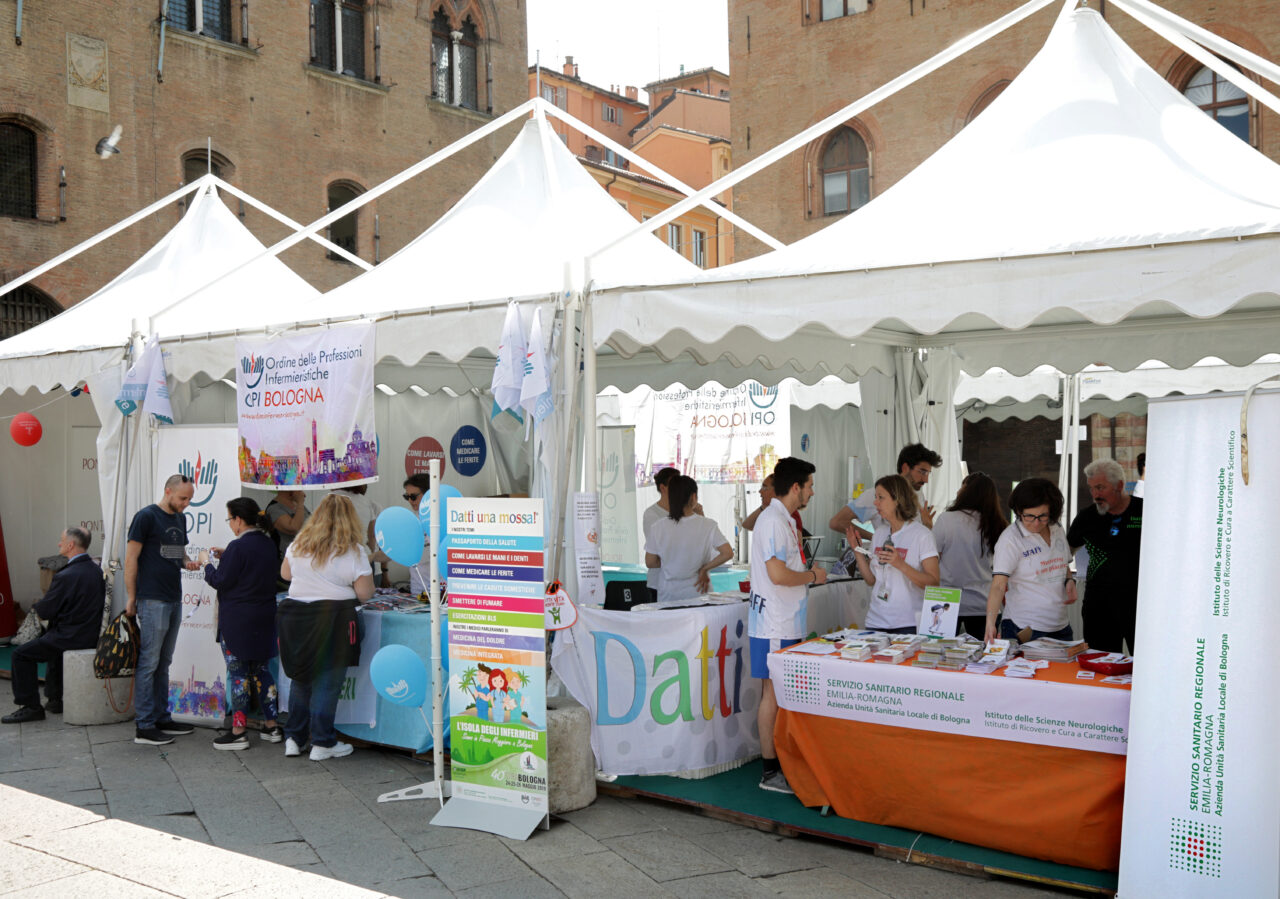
left=135, top=727, right=175, bottom=746
left=260, top=725, right=285, bottom=743
left=44, top=700, right=63, bottom=714
left=156, top=720, right=194, bottom=735
left=213, top=731, right=250, bottom=751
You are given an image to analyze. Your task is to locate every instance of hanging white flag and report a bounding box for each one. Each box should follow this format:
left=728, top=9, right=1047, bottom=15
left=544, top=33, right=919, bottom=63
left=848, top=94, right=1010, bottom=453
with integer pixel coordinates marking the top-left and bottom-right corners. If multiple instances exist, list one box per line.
left=115, top=336, right=173, bottom=423
left=491, top=301, right=526, bottom=412
left=520, top=307, right=554, bottom=425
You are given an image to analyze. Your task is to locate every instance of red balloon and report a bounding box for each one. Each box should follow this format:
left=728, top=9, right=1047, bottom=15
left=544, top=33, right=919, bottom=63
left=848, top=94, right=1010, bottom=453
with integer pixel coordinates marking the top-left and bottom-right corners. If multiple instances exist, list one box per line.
left=10, top=412, right=41, bottom=447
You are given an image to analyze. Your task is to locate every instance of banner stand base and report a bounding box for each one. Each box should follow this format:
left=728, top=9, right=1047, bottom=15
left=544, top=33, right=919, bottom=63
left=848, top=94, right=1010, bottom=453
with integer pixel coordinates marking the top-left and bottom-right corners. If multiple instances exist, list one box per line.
left=377, top=778, right=451, bottom=803
left=430, top=797, right=546, bottom=840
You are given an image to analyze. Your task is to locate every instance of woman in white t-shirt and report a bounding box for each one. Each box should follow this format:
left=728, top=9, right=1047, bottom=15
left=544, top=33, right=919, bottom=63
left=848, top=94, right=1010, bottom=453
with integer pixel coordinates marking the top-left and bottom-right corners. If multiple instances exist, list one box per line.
left=985, top=478, right=1076, bottom=644
left=932, top=472, right=1007, bottom=639
left=852, top=475, right=940, bottom=633
left=278, top=493, right=375, bottom=761
left=644, top=476, right=733, bottom=603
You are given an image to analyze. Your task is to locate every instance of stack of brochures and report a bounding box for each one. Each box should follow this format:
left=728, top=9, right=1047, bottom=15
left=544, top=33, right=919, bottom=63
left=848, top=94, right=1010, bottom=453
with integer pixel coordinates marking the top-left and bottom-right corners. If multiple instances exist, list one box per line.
left=1020, top=637, right=1089, bottom=662
left=1005, top=658, right=1049, bottom=678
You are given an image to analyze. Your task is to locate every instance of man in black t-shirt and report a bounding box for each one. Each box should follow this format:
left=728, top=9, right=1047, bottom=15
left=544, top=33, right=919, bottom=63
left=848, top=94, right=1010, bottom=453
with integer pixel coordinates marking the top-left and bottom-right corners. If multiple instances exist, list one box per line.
left=126, top=474, right=200, bottom=746
left=1068, top=458, right=1143, bottom=654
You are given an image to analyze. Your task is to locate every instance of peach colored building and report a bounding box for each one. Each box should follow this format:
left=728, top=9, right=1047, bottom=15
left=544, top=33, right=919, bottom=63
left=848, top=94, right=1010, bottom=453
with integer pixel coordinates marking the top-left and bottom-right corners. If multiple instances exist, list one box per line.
left=528, top=59, right=734, bottom=267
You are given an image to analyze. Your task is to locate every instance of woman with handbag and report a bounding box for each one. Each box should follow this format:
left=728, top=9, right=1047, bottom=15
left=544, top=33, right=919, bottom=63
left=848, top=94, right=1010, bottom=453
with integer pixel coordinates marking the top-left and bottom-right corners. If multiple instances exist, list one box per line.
left=200, top=498, right=282, bottom=750
left=277, top=493, right=375, bottom=760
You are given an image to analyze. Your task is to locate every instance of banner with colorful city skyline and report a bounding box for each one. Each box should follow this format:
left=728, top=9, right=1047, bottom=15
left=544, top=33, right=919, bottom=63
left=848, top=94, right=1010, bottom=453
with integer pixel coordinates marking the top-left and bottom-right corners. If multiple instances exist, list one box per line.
left=235, top=322, right=377, bottom=489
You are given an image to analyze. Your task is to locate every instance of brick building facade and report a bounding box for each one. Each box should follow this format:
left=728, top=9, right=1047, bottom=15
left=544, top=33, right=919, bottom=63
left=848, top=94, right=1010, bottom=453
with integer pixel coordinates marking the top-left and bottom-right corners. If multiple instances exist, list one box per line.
left=728, top=0, right=1280, bottom=258
left=0, top=1, right=527, bottom=337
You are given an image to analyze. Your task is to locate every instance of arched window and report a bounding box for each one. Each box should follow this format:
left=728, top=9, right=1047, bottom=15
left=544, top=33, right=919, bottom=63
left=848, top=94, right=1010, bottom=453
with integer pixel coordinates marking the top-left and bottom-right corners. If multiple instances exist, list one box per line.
left=457, top=17, right=479, bottom=110
left=327, top=181, right=363, bottom=261
left=1183, top=65, right=1250, bottom=142
left=431, top=10, right=452, bottom=101
left=0, top=122, right=38, bottom=219
left=821, top=127, right=869, bottom=216
left=167, top=0, right=233, bottom=42
left=1, top=284, right=60, bottom=339
left=311, top=0, right=366, bottom=78
left=965, top=80, right=1010, bottom=127
left=182, top=150, right=227, bottom=184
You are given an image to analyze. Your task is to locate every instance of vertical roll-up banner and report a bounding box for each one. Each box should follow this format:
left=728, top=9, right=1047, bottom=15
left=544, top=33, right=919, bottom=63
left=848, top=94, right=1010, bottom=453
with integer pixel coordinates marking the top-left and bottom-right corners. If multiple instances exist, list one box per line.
left=1118, top=392, right=1280, bottom=894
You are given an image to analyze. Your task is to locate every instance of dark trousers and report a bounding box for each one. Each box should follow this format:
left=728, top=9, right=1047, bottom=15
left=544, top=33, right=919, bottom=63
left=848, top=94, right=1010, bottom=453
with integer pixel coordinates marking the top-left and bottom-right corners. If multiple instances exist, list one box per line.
left=1083, top=594, right=1136, bottom=654
left=11, top=636, right=65, bottom=709
left=958, top=615, right=989, bottom=640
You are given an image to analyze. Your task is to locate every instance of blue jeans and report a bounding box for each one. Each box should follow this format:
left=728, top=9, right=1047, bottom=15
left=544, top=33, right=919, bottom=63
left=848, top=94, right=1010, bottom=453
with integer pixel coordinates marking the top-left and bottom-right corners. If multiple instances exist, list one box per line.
left=285, top=663, right=347, bottom=748
left=135, top=599, right=182, bottom=729
left=1000, top=618, right=1073, bottom=642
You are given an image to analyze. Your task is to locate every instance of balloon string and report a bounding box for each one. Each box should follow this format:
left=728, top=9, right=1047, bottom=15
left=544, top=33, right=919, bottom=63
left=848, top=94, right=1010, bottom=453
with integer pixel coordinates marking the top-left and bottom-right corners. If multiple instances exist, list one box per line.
left=1, top=388, right=81, bottom=422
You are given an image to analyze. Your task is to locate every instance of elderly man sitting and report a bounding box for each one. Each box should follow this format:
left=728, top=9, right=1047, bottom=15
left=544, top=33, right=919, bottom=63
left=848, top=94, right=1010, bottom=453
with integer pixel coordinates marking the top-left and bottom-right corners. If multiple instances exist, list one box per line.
left=3, top=527, right=105, bottom=723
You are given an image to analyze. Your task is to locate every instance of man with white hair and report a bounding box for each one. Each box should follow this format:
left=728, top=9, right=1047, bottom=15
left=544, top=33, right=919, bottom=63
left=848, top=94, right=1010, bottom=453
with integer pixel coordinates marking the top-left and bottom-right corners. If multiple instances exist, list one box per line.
left=1068, top=458, right=1143, bottom=654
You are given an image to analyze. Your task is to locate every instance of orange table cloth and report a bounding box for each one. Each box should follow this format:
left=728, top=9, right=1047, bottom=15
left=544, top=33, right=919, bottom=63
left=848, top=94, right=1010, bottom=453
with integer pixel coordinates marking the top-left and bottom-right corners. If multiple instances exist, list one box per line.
left=773, top=659, right=1128, bottom=871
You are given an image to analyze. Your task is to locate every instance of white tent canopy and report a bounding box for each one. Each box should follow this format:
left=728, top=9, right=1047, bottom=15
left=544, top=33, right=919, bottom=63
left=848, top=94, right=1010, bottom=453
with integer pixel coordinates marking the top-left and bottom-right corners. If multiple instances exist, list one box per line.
left=591, top=8, right=1280, bottom=378
left=0, top=180, right=320, bottom=393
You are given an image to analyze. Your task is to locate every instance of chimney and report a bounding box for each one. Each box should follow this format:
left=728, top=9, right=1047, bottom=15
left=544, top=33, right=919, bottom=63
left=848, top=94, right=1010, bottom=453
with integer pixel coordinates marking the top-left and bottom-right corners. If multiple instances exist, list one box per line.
left=563, top=55, right=575, bottom=77
left=625, top=85, right=638, bottom=101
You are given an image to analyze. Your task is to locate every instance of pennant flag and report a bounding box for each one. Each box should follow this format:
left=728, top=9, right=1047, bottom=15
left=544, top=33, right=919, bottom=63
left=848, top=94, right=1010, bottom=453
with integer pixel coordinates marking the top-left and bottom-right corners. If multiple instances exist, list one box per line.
left=115, top=336, right=173, bottom=423
left=520, top=307, right=554, bottom=426
left=490, top=301, right=527, bottom=412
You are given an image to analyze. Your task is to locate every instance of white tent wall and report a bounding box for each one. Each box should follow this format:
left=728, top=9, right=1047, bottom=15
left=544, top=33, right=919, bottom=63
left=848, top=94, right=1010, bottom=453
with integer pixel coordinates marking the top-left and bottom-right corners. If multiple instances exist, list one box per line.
left=789, top=403, right=867, bottom=559
left=0, top=388, right=107, bottom=607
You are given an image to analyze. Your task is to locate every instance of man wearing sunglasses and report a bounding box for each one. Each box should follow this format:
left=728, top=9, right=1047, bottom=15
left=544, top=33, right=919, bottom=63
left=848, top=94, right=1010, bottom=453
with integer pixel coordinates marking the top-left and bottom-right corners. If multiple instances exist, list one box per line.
left=126, top=474, right=201, bottom=746
left=1068, top=458, right=1143, bottom=654
left=401, top=473, right=432, bottom=596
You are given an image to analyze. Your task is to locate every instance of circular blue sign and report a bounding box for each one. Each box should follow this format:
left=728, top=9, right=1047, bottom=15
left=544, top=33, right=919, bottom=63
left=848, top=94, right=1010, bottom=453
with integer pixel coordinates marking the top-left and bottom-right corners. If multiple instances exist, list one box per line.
left=449, top=425, right=487, bottom=477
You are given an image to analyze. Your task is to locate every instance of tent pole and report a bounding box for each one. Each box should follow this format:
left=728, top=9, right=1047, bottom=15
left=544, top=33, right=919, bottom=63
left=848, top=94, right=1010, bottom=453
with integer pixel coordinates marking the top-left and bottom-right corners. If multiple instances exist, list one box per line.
left=538, top=99, right=785, bottom=252
left=588, top=0, right=1060, bottom=259
left=1069, top=372, right=1082, bottom=525
left=1058, top=373, right=1071, bottom=497
left=550, top=284, right=582, bottom=588
left=210, top=177, right=372, bottom=271
left=0, top=178, right=206, bottom=301
left=1110, top=0, right=1280, bottom=118
left=582, top=278, right=598, bottom=493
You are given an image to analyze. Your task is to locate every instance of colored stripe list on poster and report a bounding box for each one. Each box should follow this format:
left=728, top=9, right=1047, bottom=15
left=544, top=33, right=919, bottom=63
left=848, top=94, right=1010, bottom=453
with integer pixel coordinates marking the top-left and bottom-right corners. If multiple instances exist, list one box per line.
left=446, top=498, right=548, bottom=813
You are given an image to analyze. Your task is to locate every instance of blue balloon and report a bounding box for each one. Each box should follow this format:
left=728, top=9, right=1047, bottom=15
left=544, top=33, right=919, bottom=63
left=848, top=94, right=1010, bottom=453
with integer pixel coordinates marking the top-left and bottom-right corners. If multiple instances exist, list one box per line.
left=418, top=484, right=463, bottom=539
left=375, top=507, right=426, bottom=566
left=370, top=644, right=428, bottom=708
left=437, top=535, right=451, bottom=581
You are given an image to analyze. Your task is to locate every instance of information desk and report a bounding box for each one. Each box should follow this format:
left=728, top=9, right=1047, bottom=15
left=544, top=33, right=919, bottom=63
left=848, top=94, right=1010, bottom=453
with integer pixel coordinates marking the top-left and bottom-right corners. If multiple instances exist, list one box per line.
left=277, top=602, right=449, bottom=754
left=551, top=582, right=868, bottom=779
left=769, top=643, right=1129, bottom=871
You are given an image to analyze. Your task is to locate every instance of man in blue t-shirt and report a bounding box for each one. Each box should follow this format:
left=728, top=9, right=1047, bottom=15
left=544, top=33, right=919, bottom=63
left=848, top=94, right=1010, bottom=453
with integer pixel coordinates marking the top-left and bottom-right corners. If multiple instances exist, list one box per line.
left=126, top=474, right=200, bottom=746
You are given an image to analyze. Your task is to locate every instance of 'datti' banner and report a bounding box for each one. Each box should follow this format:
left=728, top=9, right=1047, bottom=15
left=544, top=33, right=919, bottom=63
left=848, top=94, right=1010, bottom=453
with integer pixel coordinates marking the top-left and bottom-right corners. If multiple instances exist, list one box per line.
left=235, top=323, right=376, bottom=489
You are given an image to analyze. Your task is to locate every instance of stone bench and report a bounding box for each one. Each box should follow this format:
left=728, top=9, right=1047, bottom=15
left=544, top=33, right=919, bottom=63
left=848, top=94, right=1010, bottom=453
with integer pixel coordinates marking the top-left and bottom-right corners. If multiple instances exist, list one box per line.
left=546, top=695, right=595, bottom=813
left=62, top=649, right=134, bottom=726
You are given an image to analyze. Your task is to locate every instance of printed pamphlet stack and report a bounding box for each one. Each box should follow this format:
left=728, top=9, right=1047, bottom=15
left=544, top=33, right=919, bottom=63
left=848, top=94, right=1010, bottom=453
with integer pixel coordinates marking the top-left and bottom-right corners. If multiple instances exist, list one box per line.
left=1020, top=637, right=1089, bottom=662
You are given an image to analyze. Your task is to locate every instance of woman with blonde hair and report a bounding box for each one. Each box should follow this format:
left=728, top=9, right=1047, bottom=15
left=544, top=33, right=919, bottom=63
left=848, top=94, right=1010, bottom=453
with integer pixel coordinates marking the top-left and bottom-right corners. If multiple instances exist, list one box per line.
left=852, top=474, right=940, bottom=633
left=277, top=492, right=375, bottom=761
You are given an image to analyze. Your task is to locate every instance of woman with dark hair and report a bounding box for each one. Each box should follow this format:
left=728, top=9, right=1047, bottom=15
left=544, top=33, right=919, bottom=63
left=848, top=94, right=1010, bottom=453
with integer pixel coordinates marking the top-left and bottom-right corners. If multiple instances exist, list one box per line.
left=644, top=475, right=733, bottom=602
left=933, top=472, right=1008, bottom=639
left=852, top=475, right=940, bottom=633
left=985, top=478, right=1076, bottom=644
left=278, top=493, right=375, bottom=761
left=200, top=497, right=283, bottom=750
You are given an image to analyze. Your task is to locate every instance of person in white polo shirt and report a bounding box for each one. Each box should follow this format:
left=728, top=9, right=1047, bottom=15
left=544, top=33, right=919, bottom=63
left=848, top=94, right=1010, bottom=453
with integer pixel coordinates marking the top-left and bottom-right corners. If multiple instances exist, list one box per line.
left=851, top=474, right=940, bottom=633
left=645, top=476, right=733, bottom=602
left=749, top=457, right=827, bottom=795
left=985, top=478, right=1077, bottom=644
left=642, top=467, right=680, bottom=602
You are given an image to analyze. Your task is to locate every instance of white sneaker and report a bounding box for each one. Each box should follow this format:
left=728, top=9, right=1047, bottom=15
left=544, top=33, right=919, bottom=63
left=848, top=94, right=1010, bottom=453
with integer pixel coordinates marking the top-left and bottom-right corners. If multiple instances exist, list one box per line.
left=285, top=738, right=308, bottom=757
left=309, top=741, right=354, bottom=761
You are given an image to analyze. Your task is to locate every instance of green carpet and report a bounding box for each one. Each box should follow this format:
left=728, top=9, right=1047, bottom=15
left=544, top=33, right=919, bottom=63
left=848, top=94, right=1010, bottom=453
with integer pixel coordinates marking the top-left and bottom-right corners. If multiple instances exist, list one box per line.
left=0, top=643, right=46, bottom=681
left=607, top=765, right=1118, bottom=893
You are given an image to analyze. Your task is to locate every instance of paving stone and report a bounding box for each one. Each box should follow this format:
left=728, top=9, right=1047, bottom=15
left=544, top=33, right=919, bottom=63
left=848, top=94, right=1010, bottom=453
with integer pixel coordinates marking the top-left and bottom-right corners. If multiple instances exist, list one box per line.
left=313, top=834, right=433, bottom=886
left=87, top=722, right=138, bottom=744
left=378, top=874, right=455, bottom=898
left=0, top=841, right=92, bottom=892
left=614, top=796, right=742, bottom=836
left=0, top=784, right=102, bottom=839
left=602, top=830, right=734, bottom=882
left=396, top=817, right=483, bottom=853
left=455, top=872, right=568, bottom=899
left=2, top=869, right=175, bottom=898
left=104, top=779, right=193, bottom=818
left=499, top=819, right=607, bottom=865
left=556, top=795, right=664, bottom=840
left=197, top=803, right=301, bottom=849
left=230, top=838, right=322, bottom=867
left=686, top=828, right=822, bottom=878
left=760, top=866, right=885, bottom=895
left=530, top=849, right=674, bottom=899
left=417, top=837, right=535, bottom=891
left=663, top=870, right=781, bottom=899
left=133, top=812, right=212, bottom=843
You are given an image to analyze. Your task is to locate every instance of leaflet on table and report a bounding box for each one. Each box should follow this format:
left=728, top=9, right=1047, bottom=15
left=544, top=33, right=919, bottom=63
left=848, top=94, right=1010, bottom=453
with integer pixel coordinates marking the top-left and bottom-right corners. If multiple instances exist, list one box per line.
left=920, top=586, right=961, bottom=638
left=444, top=498, right=548, bottom=818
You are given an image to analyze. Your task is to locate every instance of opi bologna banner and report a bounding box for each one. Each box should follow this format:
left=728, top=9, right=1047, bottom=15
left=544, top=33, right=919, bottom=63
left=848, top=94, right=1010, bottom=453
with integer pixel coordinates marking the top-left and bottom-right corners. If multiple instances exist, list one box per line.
left=551, top=604, right=764, bottom=777
left=1119, top=393, right=1280, bottom=894
left=235, top=322, right=376, bottom=489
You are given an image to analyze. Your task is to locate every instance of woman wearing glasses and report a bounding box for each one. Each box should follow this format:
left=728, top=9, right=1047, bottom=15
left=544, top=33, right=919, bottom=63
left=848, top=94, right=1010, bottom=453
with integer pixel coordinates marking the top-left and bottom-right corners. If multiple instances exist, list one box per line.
left=277, top=493, right=375, bottom=760
left=985, top=478, right=1076, bottom=644
left=200, top=498, right=283, bottom=750
left=852, top=474, right=940, bottom=633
